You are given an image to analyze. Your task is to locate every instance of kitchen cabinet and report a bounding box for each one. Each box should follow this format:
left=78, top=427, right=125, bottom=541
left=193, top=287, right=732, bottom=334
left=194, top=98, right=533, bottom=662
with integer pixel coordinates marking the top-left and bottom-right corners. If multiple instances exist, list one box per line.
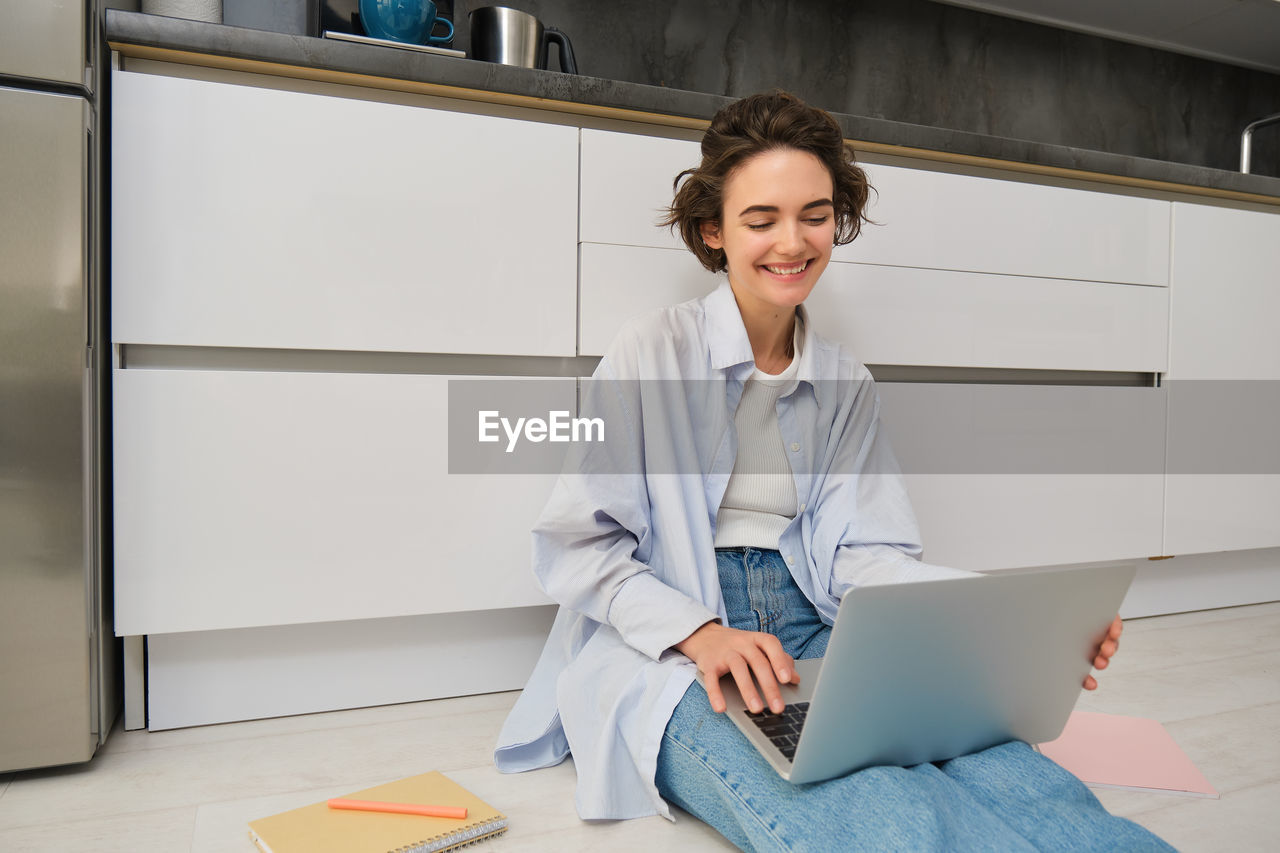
left=809, top=263, right=1166, bottom=372
left=843, top=164, right=1170, bottom=286
left=580, top=244, right=1168, bottom=371
left=1163, top=202, right=1280, bottom=555
left=579, top=129, right=699, bottom=251
left=577, top=131, right=1170, bottom=579
left=902, top=473, right=1166, bottom=571
left=578, top=243, right=718, bottom=355
left=143, top=605, right=557, bottom=730
left=112, top=71, right=578, bottom=356
left=578, top=128, right=1171, bottom=287
left=578, top=128, right=1170, bottom=374
left=110, top=68, right=578, bottom=636
left=110, top=63, right=1275, bottom=728
left=1164, top=204, right=1280, bottom=380
left=110, top=67, right=581, bottom=727
left=875, top=383, right=1166, bottom=570
left=579, top=243, right=1168, bottom=573
left=113, top=368, right=562, bottom=635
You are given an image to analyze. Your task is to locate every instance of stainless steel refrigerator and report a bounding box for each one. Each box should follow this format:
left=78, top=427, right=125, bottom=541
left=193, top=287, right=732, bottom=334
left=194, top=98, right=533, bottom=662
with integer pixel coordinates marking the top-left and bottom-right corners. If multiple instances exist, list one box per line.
left=1, top=0, right=118, bottom=772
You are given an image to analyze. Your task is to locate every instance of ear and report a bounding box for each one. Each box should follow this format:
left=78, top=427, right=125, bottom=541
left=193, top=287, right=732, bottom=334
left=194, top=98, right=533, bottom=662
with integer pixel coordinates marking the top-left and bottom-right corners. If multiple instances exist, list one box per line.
left=700, top=220, right=724, bottom=250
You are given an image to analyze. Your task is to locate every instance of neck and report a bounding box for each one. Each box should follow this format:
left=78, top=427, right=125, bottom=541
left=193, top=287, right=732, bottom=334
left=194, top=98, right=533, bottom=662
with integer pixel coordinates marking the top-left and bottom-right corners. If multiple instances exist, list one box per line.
left=733, top=295, right=796, bottom=372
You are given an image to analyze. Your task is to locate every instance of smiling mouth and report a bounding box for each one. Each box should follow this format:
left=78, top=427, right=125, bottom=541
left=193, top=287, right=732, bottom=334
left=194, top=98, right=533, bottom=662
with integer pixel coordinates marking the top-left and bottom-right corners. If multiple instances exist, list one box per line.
left=763, top=260, right=811, bottom=276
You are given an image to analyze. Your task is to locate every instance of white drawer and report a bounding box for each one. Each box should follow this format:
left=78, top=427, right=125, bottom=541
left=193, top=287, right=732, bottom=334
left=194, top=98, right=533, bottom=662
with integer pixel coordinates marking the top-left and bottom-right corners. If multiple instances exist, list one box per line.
left=580, top=243, right=1169, bottom=371
left=903, top=473, right=1166, bottom=570
left=578, top=129, right=1170, bottom=287
left=1168, top=203, right=1280, bottom=380
left=579, top=129, right=701, bottom=250
left=578, top=242, right=720, bottom=355
left=840, top=164, right=1171, bottom=286
left=112, top=71, right=578, bottom=356
left=879, top=383, right=1167, bottom=570
left=113, top=368, right=565, bottom=635
left=811, top=262, right=1169, bottom=372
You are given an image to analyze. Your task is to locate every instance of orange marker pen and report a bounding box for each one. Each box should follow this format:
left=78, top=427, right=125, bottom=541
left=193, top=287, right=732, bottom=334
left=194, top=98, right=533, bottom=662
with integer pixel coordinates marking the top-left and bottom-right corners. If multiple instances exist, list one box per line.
left=327, top=798, right=468, bottom=820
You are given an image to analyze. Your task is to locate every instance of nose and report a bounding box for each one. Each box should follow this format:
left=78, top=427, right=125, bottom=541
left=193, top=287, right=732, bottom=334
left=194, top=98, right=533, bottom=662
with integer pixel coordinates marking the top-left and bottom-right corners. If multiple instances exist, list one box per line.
left=775, top=220, right=805, bottom=256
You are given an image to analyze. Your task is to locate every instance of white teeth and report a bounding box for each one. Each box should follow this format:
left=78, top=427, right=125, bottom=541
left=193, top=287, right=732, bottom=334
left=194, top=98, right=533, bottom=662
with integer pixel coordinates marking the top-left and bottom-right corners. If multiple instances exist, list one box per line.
left=765, top=261, right=808, bottom=275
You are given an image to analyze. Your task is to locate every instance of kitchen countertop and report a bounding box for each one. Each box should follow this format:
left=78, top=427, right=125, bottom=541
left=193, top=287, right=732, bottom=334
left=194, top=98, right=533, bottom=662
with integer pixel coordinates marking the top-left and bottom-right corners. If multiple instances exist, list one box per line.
left=104, top=9, right=1280, bottom=205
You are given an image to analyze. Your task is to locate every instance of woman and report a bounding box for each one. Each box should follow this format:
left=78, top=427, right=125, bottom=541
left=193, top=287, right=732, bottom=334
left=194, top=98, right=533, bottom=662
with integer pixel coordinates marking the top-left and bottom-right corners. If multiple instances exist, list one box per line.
left=495, top=90, right=1160, bottom=851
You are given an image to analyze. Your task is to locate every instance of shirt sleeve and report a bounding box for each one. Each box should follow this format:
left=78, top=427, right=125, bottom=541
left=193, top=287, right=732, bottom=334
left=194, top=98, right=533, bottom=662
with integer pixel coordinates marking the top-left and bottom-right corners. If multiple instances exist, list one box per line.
left=530, top=338, right=719, bottom=661
left=812, top=370, right=979, bottom=600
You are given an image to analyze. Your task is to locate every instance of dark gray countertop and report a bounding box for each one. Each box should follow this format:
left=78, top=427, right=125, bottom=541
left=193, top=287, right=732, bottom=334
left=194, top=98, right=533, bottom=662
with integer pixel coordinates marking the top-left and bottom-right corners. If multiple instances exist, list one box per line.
left=104, top=10, right=1280, bottom=202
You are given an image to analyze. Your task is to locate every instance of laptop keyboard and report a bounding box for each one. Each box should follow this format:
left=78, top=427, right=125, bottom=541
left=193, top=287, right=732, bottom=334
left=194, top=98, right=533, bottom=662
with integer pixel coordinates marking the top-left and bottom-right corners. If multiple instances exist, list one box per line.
left=745, top=701, right=809, bottom=762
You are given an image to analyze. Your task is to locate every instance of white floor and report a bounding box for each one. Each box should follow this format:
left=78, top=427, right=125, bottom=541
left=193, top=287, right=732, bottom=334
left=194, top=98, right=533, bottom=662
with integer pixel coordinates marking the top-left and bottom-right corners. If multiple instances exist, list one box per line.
left=1, top=602, right=1278, bottom=852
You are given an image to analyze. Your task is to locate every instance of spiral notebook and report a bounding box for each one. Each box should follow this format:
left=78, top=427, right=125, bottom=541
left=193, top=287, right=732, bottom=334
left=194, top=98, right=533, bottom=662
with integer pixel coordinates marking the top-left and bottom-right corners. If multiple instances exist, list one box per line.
left=248, top=771, right=508, bottom=853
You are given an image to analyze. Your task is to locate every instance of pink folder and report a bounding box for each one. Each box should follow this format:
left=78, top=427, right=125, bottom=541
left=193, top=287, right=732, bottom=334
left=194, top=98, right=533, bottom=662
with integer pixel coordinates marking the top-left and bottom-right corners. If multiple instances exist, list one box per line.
left=1038, top=711, right=1218, bottom=798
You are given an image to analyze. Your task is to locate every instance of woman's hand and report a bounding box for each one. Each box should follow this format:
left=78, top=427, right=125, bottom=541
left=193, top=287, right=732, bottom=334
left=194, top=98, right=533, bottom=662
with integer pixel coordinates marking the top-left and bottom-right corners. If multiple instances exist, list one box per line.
left=675, top=621, right=799, bottom=714
left=1083, top=615, right=1123, bottom=690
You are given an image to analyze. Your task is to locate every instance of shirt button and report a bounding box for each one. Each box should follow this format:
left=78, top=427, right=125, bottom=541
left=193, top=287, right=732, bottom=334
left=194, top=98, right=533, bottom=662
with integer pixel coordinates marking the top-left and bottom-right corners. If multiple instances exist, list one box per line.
left=799, top=503, right=806, bottom=512
left=784, top=554, right=794, bottom=564
left=790, top=442, right=801, bottom=452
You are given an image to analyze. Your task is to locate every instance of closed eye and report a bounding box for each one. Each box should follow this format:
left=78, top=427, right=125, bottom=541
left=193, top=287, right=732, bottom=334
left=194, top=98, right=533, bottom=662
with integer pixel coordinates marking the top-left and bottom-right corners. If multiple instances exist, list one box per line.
left=745, top=214, right=830, bottom=231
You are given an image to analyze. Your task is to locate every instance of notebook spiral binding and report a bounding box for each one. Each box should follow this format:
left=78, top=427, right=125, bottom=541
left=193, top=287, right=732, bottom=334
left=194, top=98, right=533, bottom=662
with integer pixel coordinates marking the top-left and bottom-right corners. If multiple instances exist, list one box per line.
left=395, top=817, right=509, bottom=853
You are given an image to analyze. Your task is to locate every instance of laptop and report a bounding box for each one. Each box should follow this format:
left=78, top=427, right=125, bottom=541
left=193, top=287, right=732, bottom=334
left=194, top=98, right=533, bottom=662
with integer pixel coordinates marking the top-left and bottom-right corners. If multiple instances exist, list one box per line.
left=707, top=562, right=1136, bottom=784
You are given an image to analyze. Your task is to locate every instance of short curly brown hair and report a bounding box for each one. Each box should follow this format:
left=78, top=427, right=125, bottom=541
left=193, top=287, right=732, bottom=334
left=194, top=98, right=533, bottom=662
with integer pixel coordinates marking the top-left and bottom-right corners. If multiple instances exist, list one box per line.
left=662, top=90, right=872, bottom=273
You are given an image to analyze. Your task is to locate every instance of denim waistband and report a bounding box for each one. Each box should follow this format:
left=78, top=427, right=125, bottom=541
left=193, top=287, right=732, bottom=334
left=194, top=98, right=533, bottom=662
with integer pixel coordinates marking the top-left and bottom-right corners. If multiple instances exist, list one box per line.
left=715, top=547, right=826, bottom=659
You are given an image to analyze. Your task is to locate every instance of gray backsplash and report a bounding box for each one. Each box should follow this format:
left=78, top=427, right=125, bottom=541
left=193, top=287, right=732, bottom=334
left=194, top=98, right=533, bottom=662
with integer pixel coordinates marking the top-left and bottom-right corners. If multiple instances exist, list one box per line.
left=453, top=0, right=1280, bottom=177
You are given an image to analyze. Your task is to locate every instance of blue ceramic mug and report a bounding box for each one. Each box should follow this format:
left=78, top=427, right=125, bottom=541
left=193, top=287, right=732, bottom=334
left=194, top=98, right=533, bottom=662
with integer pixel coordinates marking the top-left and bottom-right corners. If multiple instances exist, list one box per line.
left=360, top=0, right=455, bottom=45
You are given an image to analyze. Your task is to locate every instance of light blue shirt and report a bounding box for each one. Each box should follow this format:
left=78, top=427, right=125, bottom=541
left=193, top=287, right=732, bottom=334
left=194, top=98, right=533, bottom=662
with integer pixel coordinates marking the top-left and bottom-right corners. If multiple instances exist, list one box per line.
left=493, top=280, right=973, bottom=820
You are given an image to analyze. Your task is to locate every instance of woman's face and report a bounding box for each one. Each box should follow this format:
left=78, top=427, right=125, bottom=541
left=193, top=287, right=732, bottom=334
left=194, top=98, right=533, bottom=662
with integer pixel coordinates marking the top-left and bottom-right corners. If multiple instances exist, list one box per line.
left=700, top=147, right=836, bottom=322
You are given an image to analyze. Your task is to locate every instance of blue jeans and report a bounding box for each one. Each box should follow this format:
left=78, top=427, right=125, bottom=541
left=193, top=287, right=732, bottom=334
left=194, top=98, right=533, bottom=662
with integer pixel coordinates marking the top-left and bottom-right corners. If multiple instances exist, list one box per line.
left=654, top=547, right=1174, bottom=853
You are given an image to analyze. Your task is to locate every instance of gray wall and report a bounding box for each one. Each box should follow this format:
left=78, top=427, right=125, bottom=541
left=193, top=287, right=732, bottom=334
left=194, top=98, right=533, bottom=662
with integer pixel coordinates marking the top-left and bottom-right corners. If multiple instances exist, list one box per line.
left=453, top=0, right=1280, bottom=176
